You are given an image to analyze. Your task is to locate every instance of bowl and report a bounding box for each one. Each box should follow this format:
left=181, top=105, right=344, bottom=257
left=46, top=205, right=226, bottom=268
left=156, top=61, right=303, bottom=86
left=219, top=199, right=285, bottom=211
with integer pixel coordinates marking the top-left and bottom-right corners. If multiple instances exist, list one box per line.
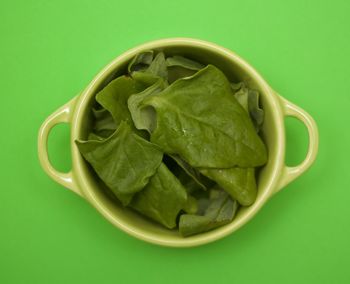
left=38, top=38, right=318, bottom=247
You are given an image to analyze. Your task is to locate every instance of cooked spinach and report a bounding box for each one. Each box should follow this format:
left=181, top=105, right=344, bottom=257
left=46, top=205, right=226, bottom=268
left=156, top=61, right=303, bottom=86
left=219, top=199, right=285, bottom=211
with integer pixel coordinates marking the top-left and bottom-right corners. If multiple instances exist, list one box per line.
left=75, top=51, right=267, bottom=237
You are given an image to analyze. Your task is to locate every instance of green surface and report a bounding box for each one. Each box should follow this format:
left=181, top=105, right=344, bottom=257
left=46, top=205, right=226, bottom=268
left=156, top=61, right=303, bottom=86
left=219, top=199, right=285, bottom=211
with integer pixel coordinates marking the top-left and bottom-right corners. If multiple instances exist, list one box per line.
left=1, top=0, right=349, bottom=283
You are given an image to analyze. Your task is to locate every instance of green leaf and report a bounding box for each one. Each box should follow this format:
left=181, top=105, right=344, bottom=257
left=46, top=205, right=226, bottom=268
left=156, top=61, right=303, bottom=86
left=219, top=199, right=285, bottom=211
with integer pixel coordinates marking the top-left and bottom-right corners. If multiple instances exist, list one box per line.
left=248, top=89, right=264, bottom=132
left=75, top=121, right=163, bottom=206
left=128, top=79, right=167, bottom=132
left=95, top=76, right=145, bottom=127
left=166, top=55, right=205, bottom=70
left=231, top=82, right=264, bottom=132
left=230, top=82, right=244, bottom=91
left=169, top=154, right=209, bottom=190
left=233, top=86, right=249, bottom=112
left=131, top=71, right=160, bottom=87
left=94, top=129, right=116, bottom=138
left=179, top=215, right=213, bottom=237
left=166, top=56, right=204, bottom=83
left=206, top=190, right=237, bottom=222
left=128, top=50, right=154, bottom=73
left=173, top=168, right=204, bottom=195
left=145, top=52, right=168, bottom=79
left=167, top=67, right=198, bottom=84
left=162, top=155, right=213, bottom=196
left=88, top=132, right=105, bottom=141
left=179, top=188, right=238, bottom=237
left=200, top=167, right=257, bottom=206
left=91, top=108, right=117, bottom=137
left=183, top=195, right=198, bottom=214
left=143, top=64, right=267, bottom=168
left=196, top=198, right=211, bottom=216
left=130, top=163, right=188, bottom=229
left=129, top=51, right=167, bottom=82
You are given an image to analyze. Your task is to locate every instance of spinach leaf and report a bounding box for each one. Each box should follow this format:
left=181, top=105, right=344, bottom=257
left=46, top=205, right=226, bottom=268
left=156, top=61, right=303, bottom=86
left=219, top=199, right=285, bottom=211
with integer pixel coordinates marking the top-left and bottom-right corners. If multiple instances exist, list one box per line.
left=167, top=66, right=198, bottom=84
left=183, top=195, right=198, bottom=214
left=142, top=64, right=267, bottom=168
left=169, top=154, right=209, bottom=190
left=200, top=167, right=257, bottom=206
left=231, top=82, right=264, bottom=132
left=91, top=108, right=116, bottom=138
left=233, top=86, right=249, bottom=112
left=182, top=179, right=204, bottom=195
left=230, top=82, right=244, bottom=91
left=179, top=188, right=238, bottom=237
left=248, top=89, right=264, bottom=132
left=162, top=154, right=213, bottom=196
left=88, top=132, right=105, bottom=141
left=93, top=129, right=115, bottom=139
left=75, top=121, right=163, bottom=206
left=128, top=79, right=167, bottom=132
left=128, top=50, right=154, bottom=73
left=166, top=55, right=205, bottom=70
left=145, top=52, right=168, bottom=79
left=130, top=163, right=187, bottom=229
left=129, top=52, right=167, bottom=82
left=95, top=76, right=145, bottom=127
left=130, top=71, right=159, bottom=86
left=166, top=55, right=204, bottom=83
left=162, top=155, right=195, bottom=191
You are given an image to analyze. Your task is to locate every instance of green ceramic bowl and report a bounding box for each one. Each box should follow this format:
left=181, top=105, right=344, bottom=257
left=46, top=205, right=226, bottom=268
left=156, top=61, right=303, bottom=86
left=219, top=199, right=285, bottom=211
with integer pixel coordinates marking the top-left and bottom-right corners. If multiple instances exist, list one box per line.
left=38, top=38, right=319, bottom=247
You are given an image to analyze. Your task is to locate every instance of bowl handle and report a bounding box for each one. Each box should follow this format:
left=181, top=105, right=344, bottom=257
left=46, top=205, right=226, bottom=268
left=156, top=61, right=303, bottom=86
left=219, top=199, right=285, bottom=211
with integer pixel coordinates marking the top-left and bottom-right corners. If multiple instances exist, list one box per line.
left=275, top=95, right=319, bottom=193
left=38, top=96, right=82, bottom=196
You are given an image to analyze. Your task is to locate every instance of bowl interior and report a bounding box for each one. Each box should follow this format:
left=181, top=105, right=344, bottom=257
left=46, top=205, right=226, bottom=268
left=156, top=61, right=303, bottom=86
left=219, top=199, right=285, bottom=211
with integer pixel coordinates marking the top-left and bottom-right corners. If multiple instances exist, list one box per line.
left=73, top=39, right=283, bottom=246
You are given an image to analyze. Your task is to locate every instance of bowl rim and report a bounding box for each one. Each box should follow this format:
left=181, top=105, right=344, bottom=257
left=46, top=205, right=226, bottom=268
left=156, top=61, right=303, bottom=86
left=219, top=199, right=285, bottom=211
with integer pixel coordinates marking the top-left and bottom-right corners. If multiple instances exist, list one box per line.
left=71, top=38, right=285, bottom=247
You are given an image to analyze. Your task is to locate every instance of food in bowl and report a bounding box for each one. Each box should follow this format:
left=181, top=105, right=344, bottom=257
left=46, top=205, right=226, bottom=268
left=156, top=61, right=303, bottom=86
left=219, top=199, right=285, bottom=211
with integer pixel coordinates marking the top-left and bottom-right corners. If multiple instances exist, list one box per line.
left=75, top=50, right=267, bottom=237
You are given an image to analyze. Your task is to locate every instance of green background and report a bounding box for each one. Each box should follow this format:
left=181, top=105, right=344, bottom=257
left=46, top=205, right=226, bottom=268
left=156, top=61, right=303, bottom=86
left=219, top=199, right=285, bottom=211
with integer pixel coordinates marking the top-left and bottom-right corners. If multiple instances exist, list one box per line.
left=1, top=0, right=349, bottom=283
